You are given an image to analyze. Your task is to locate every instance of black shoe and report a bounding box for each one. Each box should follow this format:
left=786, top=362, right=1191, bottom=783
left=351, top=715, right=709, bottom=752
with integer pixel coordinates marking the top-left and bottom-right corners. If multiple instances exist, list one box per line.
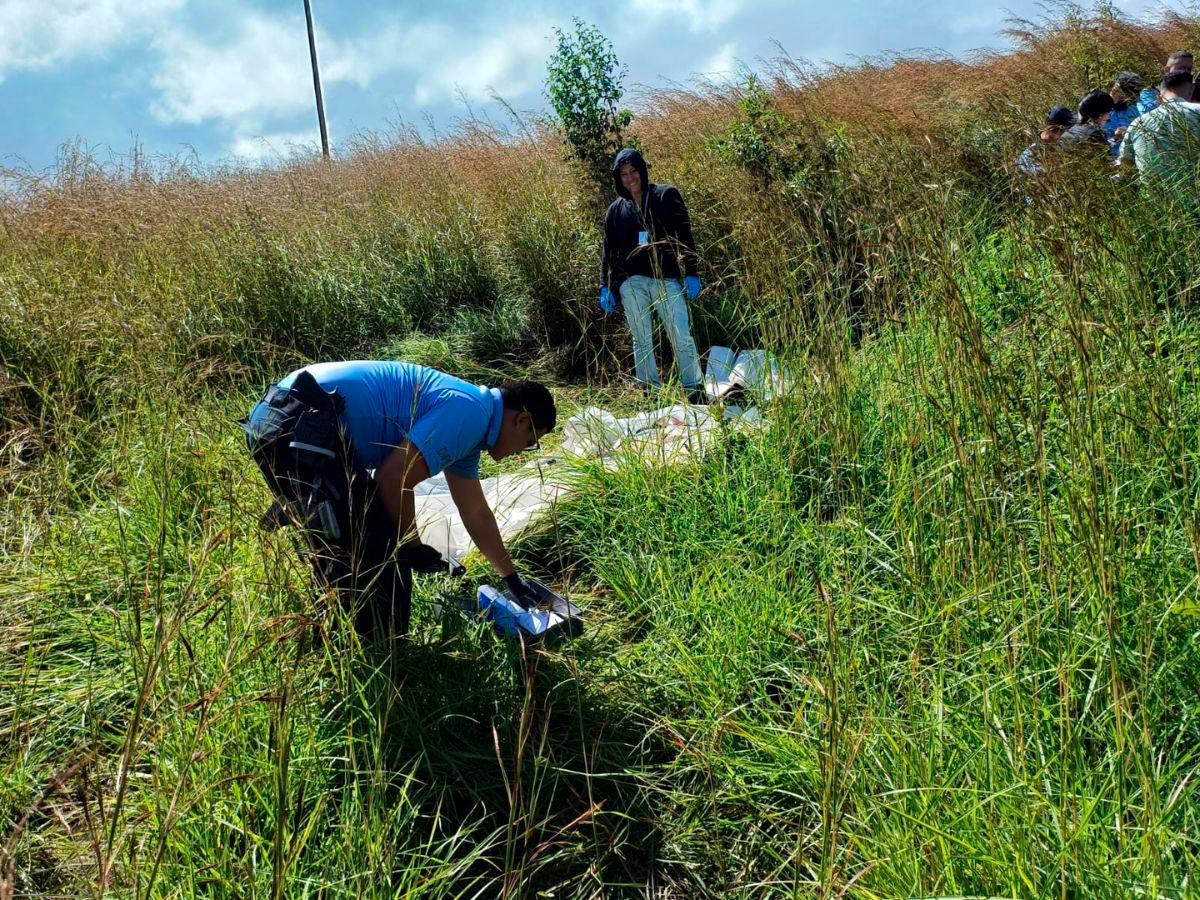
left=685, top=386, right=708, bottom=405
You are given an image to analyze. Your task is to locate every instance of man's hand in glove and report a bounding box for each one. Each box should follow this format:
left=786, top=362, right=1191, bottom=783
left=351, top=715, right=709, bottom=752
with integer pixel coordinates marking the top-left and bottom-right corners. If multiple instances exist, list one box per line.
left=599, top=285, right=616, bottom=314
left=683, top=275, right=701, bottom=300
left=503, top=572, right=542, bottom=609
left=402, top=542, right=452, bottom=574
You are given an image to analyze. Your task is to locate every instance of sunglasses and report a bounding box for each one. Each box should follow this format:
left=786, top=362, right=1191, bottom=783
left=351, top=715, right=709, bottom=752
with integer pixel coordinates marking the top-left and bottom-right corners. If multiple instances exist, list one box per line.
left=524, top=418, right=541, bottom=453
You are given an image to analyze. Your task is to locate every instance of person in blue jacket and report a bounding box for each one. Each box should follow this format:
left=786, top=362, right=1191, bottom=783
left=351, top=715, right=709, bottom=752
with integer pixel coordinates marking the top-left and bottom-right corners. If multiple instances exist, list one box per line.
left=1105, top=71, right=1146, bottom=154
left=599, top=148, right=705, bottom=402
left=1137, top=85, right=1161, bottom=117
left=242, top=361, right=556, bottom=636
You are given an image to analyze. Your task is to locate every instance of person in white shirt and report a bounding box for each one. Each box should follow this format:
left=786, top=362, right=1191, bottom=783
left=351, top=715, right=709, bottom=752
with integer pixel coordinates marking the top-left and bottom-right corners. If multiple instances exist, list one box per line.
left=1119, top=70, right=1200, bottom=204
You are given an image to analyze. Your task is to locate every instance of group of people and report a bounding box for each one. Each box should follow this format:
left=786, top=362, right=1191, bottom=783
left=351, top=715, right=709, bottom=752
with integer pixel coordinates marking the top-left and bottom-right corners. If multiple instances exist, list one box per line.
left=242, top=146, right=706, bottom=638
left=1017, top=50, right=1200, bottom=199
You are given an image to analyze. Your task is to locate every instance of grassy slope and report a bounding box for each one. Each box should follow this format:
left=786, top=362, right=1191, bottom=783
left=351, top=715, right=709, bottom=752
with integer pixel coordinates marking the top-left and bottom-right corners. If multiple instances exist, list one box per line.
left=4, top=11, right=1200, bottom=898
left=5, top=209, right=1199, bottom=895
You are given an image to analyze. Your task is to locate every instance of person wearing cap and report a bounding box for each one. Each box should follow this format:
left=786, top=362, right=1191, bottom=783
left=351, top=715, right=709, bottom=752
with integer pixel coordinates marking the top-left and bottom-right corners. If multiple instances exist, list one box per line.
left=1119, top=69, right=1200, bottom=204
left=242, top=361, right=557, bottom=636
left=1058, top=90, right=1116, bottom=157
left=1016, top=104, right=1075, bottom=175
left=1106, top=71, right=1146, bottom=153
left=599, top=147, right=706, bottom=403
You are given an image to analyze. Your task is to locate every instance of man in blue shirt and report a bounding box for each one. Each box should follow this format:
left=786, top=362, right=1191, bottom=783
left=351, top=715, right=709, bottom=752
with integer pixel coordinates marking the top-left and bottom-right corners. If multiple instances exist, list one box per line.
left=243, top=361, right=556, bottom=636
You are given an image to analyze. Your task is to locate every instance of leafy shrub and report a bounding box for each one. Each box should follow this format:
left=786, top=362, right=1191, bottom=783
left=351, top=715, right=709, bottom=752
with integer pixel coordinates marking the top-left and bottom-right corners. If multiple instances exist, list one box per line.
left=708, top=75, right=811, bottom=184
left=544, top=19, right=633, bottom=189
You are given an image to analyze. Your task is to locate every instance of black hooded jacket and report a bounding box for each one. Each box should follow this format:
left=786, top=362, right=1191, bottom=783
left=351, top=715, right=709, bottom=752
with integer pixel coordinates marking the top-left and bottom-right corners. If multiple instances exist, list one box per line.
left=600, top=148, right=698, bottom=293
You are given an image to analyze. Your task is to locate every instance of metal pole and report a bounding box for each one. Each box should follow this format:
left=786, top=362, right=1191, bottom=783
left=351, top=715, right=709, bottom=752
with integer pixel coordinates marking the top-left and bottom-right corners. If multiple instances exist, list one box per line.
left=303, top=0, right=330, bottom=160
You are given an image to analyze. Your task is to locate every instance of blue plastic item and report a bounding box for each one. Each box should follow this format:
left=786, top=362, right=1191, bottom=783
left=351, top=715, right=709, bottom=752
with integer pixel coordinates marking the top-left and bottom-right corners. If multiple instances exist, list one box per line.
left=477, top=578, right=584, bottom=643
left=599, top=285, right=616, bottom=314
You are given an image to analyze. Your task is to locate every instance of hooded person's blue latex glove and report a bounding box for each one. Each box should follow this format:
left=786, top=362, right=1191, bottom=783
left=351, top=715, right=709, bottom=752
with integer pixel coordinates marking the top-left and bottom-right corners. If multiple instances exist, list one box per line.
left=684, top=275, right=701, bottom=300
left=599, top=285, right=616, bottom=313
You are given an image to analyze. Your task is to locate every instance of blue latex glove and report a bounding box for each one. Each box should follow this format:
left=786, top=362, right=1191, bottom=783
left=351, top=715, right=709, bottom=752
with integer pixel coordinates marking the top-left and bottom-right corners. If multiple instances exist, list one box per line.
left=599, top=285, right=616, bottom=313
left=684, top=275, right=701, bottom=300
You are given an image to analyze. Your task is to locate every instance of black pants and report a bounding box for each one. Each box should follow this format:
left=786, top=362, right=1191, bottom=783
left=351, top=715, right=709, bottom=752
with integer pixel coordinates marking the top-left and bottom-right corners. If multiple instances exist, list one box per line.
left=245, top=374, right=413, bottom=636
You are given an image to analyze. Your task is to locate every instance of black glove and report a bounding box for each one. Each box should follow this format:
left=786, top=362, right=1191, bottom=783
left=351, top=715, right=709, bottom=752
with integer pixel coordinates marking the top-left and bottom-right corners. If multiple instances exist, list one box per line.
left=503, top=572, right=542, bottom=610
left=402, top=542, right=451, bottom=574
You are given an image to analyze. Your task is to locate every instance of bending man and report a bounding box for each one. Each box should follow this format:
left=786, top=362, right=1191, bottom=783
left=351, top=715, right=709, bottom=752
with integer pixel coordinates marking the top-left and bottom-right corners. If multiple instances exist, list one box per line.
left=243, top=360, right=555, bottom=635
left=599, top=147, right=705, bottom=402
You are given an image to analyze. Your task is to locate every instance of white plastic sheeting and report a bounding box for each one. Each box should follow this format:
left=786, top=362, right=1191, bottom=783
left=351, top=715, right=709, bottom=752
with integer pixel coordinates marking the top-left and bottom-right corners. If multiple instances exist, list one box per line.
left=414, top=347, right=777, bottom=560
left=559, top=403, right=761, bottom=462
left=414, top=458, right=569, bottom=560
left=703, top=347, right=782, bottom=400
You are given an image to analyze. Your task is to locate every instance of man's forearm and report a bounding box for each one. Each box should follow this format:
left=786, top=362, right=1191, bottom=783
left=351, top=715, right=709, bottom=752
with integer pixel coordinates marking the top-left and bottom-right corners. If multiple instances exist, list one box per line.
left=444, top=472, right=517, bottom=576
left=460, top=506, right=515, bottom=576
left=399, top=482, right=418, bottom=545
left=375, top=442, right=429, bottom=547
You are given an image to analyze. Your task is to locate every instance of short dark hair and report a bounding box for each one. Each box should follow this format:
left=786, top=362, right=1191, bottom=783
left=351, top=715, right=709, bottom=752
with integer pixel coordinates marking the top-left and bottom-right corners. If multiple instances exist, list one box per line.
left=1167, top=50, right=1194, bottom=67
left=499, top=381, right=557, bottom=433
left=1078, top=89, right=1115, bottom=122
left=1161, top=69, right=1195, bottom=93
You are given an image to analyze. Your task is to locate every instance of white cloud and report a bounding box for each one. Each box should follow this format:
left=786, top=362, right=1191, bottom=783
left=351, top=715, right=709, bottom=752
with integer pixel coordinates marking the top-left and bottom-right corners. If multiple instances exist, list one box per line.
left=633, top=0, right=742, bottom=34
left=0, top=0, right=181, bottom=79
left=230, top=129, right=321, bottom=163
left=148, top=10, right=549, bottom=132
left=407, top=20, right=551, bottom=105
left=150, top=11, right=392, bottom=127
left=700, top=42, right=738, bottom=80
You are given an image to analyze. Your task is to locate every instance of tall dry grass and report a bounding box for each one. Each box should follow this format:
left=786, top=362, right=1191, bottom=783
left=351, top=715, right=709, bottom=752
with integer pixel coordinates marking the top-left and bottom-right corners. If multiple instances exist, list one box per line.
left=0, top=6, right=1193, bottom=441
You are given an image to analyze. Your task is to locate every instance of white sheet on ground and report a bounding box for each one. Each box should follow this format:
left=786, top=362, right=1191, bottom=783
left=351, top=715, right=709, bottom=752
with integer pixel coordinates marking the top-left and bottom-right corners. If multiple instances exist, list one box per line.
left=415, top=348, right=776, bottom=560
left=704, top=346, right=782, bottom=400
left=414, top=458, right=570, bottom=560
left=559, top=403, right=761, bottom=461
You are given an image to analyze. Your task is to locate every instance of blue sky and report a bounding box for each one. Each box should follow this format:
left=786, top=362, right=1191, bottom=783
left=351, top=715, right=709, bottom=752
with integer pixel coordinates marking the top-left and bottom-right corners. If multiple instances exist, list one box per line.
left=0, top=0, right=1166, bottom=172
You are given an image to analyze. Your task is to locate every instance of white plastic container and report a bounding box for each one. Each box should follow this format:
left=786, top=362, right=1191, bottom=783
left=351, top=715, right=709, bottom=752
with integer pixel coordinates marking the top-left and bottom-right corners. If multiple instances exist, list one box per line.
left=477, top=578, right=584, bottom=643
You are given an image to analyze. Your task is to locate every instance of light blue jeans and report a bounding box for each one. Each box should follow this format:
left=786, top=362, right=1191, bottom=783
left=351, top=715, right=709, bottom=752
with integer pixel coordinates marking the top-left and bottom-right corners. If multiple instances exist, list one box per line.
left=619, top=275, right=702, bottom=388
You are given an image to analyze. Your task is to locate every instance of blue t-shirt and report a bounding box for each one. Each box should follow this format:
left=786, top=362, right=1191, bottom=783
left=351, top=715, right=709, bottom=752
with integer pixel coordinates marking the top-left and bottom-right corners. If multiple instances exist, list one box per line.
left=278, top=361, right=503, bottom=477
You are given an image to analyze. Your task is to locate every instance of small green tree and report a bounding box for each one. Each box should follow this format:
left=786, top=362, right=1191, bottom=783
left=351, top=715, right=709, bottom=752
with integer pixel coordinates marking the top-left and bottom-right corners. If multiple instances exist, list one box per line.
left=544, top=19, right=633, bottom=188
left=709, top=74, right=848, bottom=199
left=709, top=75, right=804, bottom=184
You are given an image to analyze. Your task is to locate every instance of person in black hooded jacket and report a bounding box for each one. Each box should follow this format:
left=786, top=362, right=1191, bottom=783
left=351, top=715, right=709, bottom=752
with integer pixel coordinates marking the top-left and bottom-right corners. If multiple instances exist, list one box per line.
left=599, top=148, right=704, bottom=399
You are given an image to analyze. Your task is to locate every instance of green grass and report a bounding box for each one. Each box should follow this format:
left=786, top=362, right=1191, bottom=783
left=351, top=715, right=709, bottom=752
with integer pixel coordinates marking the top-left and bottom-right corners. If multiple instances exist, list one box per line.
left=6, top=227, right=1199, bottom=894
